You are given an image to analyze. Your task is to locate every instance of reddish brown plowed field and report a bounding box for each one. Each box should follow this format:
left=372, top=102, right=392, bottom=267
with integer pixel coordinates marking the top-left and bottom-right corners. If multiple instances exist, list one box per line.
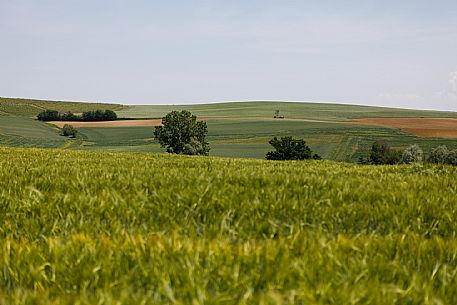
left=353, top=118, right=457, bottom=138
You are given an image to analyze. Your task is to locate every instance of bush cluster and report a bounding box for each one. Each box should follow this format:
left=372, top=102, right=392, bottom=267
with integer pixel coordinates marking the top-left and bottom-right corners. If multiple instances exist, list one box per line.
left=37, top=109, right=117, bottom=122
left=429, top=145, right=457, bottom=165
left=265, top=136, right=321, bottom=160
left=360, top=142, right=457, bottom=166
left=60, top=124, right=78, bottom=138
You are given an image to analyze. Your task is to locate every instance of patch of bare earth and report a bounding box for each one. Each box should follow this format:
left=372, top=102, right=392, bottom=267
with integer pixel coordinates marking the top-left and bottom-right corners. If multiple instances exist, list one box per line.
left=49, top=120, right=163, bottom=128
left=49, top=118, right=216, bottom=128
left=353, top=118, right=457, bottom=138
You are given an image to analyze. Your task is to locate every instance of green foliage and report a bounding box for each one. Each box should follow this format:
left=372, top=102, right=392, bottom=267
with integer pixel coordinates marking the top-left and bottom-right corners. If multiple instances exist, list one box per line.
left=154, top=110, right=209, bottom=155
left=1, top=148, right=457, bottom=304
left=37, top=109, right=118, bottom=122
left=60, top=112, right=79, bottom=121
left=60, top=124, right=78, bottom=137
left=364, top=141, right=401, bottom=165
left=266, top=136, right=319, bottom=160
left=80, top=109, right=117, bottom=121
left=429, top=145, right=450, bottom=164
left=401, top=144, right=424, bottom=164
left=428, top=145, right=457, bottom=166
left=37, top=109, right=60, bottom=121
left=448, top=149, right=457, bottom=166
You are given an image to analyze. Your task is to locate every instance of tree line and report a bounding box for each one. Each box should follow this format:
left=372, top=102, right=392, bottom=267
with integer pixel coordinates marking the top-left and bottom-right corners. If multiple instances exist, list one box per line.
left=37, top=109, right=117, bottom=122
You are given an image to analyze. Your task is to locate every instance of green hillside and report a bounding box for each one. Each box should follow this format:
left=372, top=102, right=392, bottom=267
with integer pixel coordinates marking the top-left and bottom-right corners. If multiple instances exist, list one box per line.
left=116, top=101, right=457, bottom=120
left=78, top=118, right=457, bottom=161
left=1, top=98, right=457, bottom=161
left=1, top=147, right=457, bottom=304
left=0, top=97, right=123, bottom=117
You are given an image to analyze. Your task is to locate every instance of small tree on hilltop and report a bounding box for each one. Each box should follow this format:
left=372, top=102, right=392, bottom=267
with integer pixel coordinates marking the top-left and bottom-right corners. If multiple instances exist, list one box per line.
left=154, top=110, right=209, bottom=155
left=266, top=136, right=320, bottom=160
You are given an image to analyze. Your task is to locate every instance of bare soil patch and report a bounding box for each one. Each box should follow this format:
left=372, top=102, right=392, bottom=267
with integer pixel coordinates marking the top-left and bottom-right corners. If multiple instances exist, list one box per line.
left=49, top=118, right=216, bottom=128
left=49, top=120, right=163, bottom=128
left=353, top=118, right=457, bottom=138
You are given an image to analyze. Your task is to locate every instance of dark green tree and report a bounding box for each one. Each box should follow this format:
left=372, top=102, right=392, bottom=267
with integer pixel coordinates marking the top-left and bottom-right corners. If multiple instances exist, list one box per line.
left=61, top=112, right=79, bottom=121
left=154, top=110, right=209, bottom=155
left=266, top=136, right=319, bottom=160
left=368, top=141, right=401, bottom=165
left=60, top=124, right=78, bottom=138
left=37, top=110, right=60, bottom=121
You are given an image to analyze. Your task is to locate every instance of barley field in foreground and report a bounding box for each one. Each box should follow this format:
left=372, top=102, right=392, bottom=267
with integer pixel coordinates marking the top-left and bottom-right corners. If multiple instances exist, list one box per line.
left=1, top=147, right=457, bottom=304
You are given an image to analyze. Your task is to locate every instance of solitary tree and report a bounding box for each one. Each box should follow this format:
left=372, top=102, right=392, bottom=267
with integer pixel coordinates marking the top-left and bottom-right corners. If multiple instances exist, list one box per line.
left=154, top=110, right=209, bottom=155
left=60, top=124, right=78, bottom=138
left=265, top=136, right=320, bottom=160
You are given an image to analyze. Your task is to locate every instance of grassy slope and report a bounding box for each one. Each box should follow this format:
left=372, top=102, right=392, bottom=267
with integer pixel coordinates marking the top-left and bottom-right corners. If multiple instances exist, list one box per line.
left=110, top=102, right=457, bottom=160
left=1, top=147, right=457, bottom=304
left=0, top=97, right=124, bottom=148
left=0, top=115, right=65, bottom=148
left=0, top=97, right=123, bottom=117
left=116, top=101, right=457, bottom=119
left=78, top=118, right=457, bottom=160
left=1, top=98, right=457, bottom=160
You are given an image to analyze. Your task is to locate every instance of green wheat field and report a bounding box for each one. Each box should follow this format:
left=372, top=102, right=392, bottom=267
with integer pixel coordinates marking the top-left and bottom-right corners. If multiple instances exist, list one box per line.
left=1, top=147, right=457, bottom=304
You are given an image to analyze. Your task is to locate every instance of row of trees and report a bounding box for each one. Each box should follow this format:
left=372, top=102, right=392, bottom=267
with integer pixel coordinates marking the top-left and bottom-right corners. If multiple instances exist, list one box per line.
left=360, top=141, right=457, bottom=165
left=37, top=109, right=117, bottom=122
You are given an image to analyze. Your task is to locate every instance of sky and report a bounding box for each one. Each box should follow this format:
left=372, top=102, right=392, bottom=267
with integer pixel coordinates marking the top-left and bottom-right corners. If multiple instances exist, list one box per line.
left=1, top=0, right=457, bottom=111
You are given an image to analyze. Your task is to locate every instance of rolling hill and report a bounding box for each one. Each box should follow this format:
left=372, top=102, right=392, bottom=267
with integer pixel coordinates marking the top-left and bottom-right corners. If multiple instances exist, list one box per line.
left=1, top=97, right=457, bottom=161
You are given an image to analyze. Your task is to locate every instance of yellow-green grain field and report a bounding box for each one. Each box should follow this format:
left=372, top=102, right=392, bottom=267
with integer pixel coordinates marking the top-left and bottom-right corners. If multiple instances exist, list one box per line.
left=1, top=147, right=457, bottom=304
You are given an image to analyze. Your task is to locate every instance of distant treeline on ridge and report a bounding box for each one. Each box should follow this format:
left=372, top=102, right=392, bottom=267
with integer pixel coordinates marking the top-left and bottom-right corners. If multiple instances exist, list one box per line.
left=37, top=109, right=117, bottom=122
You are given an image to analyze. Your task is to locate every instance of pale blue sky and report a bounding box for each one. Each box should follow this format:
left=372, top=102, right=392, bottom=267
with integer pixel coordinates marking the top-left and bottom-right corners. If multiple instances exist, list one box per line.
left=1, top=0, right=457, bottom=110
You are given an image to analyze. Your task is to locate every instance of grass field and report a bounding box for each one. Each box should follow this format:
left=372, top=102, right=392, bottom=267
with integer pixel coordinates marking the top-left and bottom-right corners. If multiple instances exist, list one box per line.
left=1, top=147, right=457, bottom=304
left=76, top=118, right=457, bottom=160
left=116, top=101, right=457, bottom=120
left=0, top=97, right=123, bottom=117
left=1, top=98, right=457, bottom=161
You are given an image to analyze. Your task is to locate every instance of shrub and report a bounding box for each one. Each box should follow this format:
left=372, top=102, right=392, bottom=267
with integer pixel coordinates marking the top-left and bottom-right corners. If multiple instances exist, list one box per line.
left=446, top=149, right=457, bottom=166
left=266, top=136, right=320, bottom=160
left=368, top=141, right=401, bottom=165
left=401, top=144, right=423, bottom=164
left=60, top=124, right=78, bottom=137
left=428, top=145, right=449, bottom=164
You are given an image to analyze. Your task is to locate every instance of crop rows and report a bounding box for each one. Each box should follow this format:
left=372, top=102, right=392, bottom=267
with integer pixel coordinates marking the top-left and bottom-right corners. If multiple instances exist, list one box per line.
left=1, top=147, right=457, bottom=304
